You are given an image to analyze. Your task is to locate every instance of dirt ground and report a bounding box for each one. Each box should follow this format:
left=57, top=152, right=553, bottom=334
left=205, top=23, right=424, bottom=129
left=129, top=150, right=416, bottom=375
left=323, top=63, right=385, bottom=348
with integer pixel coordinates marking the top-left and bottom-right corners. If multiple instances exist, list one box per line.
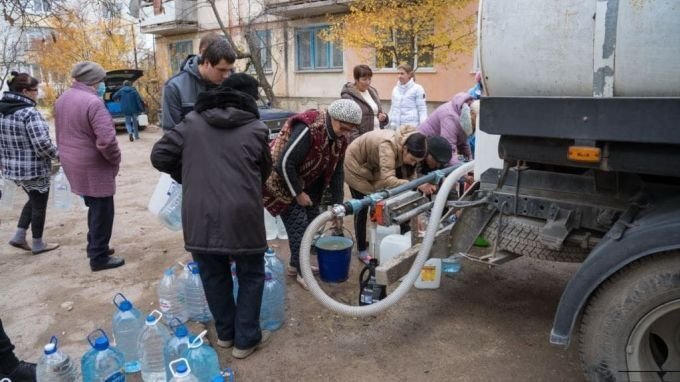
left=0, top=126, right=584, bottom=381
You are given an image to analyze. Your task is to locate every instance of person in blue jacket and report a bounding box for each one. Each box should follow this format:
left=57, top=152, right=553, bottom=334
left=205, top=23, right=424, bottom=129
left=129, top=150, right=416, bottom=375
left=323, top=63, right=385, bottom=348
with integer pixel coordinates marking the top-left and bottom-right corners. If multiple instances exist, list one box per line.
left=112, top=80, right=144, bottom=142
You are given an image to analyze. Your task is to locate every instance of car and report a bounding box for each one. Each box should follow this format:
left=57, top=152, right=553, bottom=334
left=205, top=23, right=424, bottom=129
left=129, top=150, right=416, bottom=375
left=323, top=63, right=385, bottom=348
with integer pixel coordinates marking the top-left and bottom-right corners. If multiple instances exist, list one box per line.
left=102, top=69, right=148, bottom=131
left=258, top=101, right=296, bottom=140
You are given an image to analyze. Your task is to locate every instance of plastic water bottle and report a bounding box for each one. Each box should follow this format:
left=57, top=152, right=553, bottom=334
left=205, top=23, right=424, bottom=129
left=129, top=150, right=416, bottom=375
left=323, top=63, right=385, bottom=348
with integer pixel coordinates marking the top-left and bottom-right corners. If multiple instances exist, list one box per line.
left=158, top=267, right=188, bottom=324
left=260, top=269, right=285, bottom=331
left=36, top=336, right=77, bottom=382
left=0, top=174, right=17, bottom=211
left=442, top=254, right=464, bottom=278
left=80, top=329, right=125, bottom=382
left=138, top=310, right=171, bottom=382
left=182, top=331, right=220, bottom=382
left=264, top=209, right=278, bottom=241
left=275, top=216, right=288, bottom=240
left=158, top=183, right=182, bottom=231
left=184, top=262, right=213, bottom=323
left=52, top=167, right=72, bottom=210
left=264, top=248, right=285, bottom=284
left=168, top=358, right=198, bottom=382
left=230, top=262, right=239, bottom=304
left=164, top=318, right=192, bottom=380
left=111, top=293, right=144, bottom=373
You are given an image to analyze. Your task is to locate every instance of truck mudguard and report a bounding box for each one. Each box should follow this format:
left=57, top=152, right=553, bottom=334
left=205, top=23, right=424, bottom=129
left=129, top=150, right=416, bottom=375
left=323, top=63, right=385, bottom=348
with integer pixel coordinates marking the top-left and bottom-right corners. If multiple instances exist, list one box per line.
left=550, top=194, right=680, bottom=346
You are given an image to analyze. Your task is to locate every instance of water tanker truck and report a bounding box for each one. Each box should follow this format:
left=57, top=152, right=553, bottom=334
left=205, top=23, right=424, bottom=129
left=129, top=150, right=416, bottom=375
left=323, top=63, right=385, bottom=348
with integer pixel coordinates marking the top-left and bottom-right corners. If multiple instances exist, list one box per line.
left=299, top=1, right=680, bottom=380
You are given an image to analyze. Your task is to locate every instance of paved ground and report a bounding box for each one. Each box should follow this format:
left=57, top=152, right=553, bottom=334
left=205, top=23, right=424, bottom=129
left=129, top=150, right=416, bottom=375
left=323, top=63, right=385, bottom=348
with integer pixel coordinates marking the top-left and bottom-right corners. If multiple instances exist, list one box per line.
left=0, top=126, right=584, bottom=381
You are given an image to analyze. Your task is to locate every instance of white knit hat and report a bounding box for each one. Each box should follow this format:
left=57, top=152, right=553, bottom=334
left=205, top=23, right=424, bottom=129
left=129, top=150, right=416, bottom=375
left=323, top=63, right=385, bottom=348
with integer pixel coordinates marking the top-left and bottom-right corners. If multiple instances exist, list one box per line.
left=327, top=99, right=362, bottom=125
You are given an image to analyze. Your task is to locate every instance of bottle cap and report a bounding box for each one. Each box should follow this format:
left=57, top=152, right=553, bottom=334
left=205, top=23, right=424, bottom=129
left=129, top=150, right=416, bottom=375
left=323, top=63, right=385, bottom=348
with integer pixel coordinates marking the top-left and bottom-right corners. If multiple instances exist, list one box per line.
left=175, top=326, right=188, bottom=338
left=119, top=300, right=132, bottom=311
left=176, top=363, right=188, bottom=374
left=94, top=336, right=109, bottom=351
left=43, top=342, right=57, bottom=355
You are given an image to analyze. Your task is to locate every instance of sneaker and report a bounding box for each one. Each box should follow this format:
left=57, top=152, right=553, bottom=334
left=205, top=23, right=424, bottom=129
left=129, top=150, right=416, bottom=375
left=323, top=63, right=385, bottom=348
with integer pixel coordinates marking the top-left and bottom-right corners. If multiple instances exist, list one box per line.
left=232, top=330, right=271, bottom=359
left=0, top=361, right=36, bottom=382
left=286, top=264, right=319, bottom=277
left=90, top=255, right=125, bottom=271
left=296, top=274, right=309, bottom=290
left=129, top=134, right=134, bottom=142
left=216, top=338, right=233, bottom=349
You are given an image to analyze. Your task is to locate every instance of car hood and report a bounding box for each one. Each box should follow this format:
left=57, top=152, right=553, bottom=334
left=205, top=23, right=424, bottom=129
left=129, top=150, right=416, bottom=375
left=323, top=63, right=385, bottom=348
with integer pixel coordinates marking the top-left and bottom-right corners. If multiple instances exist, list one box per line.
left=105, top=69, right=144, bottom=87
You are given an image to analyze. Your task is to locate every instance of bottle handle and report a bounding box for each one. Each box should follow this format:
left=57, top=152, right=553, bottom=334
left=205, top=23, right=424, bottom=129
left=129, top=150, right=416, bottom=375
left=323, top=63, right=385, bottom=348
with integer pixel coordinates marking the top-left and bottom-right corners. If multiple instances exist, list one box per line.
left=189, top=329, right=207, bottom=349
left=86, top=329, right=108, bottom=348
left=168, top=358, right=191, bottom=377
left=168, top=317, right=184, bottom=333
left=49, top=335, right=58, bottom=349
left=147, top=309, right=163, bottom=325
left=112, top=293, right=128, bottom=310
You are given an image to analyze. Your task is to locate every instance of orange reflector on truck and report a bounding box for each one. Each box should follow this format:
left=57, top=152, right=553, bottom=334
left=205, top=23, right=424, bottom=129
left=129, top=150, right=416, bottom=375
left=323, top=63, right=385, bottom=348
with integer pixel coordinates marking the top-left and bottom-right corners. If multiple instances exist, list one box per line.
left=568, top=146, right=601, bottom=163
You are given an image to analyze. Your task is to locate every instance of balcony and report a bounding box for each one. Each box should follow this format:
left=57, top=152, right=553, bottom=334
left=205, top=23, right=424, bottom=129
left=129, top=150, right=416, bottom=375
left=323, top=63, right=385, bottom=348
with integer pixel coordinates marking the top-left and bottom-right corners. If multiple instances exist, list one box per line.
left=139, top=0, right=198, bottom=36
left=265, top=0, right=351, bottom=18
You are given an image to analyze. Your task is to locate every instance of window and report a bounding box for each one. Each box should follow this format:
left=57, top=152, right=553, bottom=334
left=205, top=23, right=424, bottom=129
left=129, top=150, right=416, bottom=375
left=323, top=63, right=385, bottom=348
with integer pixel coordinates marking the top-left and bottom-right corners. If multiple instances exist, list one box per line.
left=295, top=26, right=342, bottom=71
left=30, top=0, right=51, bottom=13
left=376, top=29, right=434, bottom=69
left=22, top=27, right=49, bottom=51
left=255, top=30, right=272, bottom=71
left=168, top=40, right=193, bottom=75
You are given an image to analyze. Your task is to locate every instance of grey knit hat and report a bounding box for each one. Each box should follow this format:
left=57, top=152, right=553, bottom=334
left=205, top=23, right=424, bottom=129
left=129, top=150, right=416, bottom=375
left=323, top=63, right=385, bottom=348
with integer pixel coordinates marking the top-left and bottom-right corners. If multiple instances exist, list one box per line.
left=71, top=61, right=106, bottom=86
left=327, top=99, right=362, bottom=125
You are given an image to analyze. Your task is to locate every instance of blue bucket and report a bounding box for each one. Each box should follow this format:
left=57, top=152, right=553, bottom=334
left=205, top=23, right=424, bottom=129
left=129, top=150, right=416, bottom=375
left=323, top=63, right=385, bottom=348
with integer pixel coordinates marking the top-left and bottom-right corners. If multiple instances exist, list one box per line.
left=315, top=236, right=353, bottom=283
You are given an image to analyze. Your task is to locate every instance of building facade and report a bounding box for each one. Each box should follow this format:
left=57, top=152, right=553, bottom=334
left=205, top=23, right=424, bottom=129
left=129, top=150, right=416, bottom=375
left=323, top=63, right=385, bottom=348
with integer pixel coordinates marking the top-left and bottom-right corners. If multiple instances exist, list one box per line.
left=139, top=0, right=479, bottom=112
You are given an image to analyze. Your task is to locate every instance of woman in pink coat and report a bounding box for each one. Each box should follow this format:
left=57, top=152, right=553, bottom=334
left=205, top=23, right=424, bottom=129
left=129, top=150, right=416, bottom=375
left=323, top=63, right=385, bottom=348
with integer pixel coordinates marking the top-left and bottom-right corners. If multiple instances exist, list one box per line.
left=417, top=92, right=474, bottom=166
left=54, top=61, right=124, bottom=272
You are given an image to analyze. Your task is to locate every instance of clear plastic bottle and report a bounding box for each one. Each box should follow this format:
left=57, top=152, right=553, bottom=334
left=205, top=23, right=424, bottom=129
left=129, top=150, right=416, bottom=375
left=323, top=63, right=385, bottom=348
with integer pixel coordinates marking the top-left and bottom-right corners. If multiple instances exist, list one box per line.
left=442, top=253, right=464, bottom=277
left=80, top=329, right=125, bottom=382
left=52, top=167, right=72, bottom=210
left=260, top=270, right=285, bottom=331
left=168, top=358, right=198, bottom=382
left=36, top=336, right=77, bottom=382
left=264, top=248, right=285, bottom=285
left=182, top=331, right=220, bottom=382
left=163, top=318, right=191, bottom=380
left=158, top=184, right=182, bottom=231
left=0, top=174, right=17, bottom=211
left=275, top=216, right=288, bottom=240
left=111, top=293, right=144, bottom=373
left=264, top=209, right=278, bottom=241
left=158, top=267, right=188, bottom=324
left=137, top=310, right=171, bottom=382
left=184, top=262, right=213, bottom=323
left=230, top=262, right=239, bottom=304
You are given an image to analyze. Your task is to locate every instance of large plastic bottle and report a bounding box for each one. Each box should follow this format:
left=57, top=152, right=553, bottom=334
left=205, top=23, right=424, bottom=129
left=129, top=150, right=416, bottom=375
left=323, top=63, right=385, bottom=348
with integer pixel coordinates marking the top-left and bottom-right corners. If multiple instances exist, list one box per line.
left=264, top=209, right=278, bottom=241
left=230, top=262, right=239, bottom=304
left=184, top=262, right=213, bottom=323
left=182, top=331, right=220, bottom=382
left=111, top=293, right=144, bottom=373
left=0, top=174, right=17, bottom=211
left=163, top=318, right=192, bottom=380
left=168, top=358, right=198, bottom=382
left=260, top=268, right=285, bottom=331
left=158, top=267, right=188, bottom=324
left=275, top=216, right=288, bottom=240
left=36, top=336, right=77, bottom=382
left=158, top=184, right=182, bottom=231
left=137, top=310, right=171, bottom=382
left=80, top=329, right=125, bottom=382
left=52, top=167, right=72, bottom=210
left=264, top=247, right=285, bottom=285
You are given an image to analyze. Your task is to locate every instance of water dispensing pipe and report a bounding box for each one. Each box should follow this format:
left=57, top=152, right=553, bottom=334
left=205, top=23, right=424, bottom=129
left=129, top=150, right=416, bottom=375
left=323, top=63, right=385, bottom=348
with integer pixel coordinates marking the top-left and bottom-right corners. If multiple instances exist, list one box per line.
left=299, top=161, right=475, bottom=316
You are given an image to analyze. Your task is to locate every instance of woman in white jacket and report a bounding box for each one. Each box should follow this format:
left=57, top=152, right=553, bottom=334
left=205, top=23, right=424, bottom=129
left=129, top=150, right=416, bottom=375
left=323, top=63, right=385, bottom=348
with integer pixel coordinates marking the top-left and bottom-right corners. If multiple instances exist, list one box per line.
left=388, top=64, right=428, bottom=129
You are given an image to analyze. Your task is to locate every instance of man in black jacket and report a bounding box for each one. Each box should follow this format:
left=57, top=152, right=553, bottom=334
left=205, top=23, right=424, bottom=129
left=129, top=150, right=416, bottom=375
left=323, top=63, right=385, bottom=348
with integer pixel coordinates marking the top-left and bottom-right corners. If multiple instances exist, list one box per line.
left=151, top=73, right=272, bottom=359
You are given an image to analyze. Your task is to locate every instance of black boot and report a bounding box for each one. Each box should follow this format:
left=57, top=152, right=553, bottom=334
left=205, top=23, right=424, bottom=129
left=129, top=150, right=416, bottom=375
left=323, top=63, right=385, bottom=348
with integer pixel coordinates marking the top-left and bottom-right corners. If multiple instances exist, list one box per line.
left=0, top=361, right=36, bottom=382
left=90, top=255, right=125, bottom=271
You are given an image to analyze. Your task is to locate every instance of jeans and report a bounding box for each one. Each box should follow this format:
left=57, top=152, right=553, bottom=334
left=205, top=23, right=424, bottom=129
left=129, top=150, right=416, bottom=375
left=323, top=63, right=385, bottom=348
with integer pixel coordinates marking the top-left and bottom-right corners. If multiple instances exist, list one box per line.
left=124, top=114, right=139, bottom=139
left=349, top=188, right=369, bottom=252
left=17, top=188, right=49, bottom=239
left=0, top=318, right=19, bottom=374
left=83, top=196, right=114, bottom=260
left=191, top=253, right=264, bottom=349
left=280, top=201, right=321, bottom=274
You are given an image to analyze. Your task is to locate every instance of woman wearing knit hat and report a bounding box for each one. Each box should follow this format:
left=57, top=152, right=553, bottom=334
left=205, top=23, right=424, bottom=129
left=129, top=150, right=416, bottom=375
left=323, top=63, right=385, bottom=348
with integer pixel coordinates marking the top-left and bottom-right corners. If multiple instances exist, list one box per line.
left=263, top=99, right=361, bottom=290
left=54, top=61, right=124, bottom=271
left=344, top=125, right=429, bottom=263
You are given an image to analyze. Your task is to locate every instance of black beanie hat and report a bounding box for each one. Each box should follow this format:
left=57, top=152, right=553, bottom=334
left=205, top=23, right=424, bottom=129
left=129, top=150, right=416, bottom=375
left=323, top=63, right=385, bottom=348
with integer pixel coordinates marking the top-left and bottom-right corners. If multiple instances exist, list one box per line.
left=427, top=136, right=452, bottom=164
left=222, top=73, right=260, bottom=100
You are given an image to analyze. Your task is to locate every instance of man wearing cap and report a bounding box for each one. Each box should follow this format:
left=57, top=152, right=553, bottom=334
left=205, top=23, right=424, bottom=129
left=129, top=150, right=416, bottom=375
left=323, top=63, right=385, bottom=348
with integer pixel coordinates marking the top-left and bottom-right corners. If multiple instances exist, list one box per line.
left=263, top=99, right=361, bottom=290
left=54, top=61, right=124, bottom=271
left=151, top=73, right=272, bottom=359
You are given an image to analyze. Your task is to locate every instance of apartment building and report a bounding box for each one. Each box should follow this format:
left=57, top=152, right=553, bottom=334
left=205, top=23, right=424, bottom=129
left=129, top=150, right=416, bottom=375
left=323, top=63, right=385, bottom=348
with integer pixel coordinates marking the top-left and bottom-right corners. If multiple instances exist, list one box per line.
left=139, top=0, right=478, bottom=111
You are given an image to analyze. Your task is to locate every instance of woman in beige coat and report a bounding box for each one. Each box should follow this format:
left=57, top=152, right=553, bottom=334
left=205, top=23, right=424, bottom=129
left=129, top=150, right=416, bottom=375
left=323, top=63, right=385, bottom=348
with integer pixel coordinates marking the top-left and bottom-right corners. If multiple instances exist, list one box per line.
left=344, top=125, right=428, bottom=262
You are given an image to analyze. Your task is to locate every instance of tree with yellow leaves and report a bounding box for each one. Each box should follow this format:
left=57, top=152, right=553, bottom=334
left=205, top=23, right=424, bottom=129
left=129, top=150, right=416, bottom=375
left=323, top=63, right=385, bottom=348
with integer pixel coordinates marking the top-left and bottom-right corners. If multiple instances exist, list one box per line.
left=324, top=0, right=476, bottom=69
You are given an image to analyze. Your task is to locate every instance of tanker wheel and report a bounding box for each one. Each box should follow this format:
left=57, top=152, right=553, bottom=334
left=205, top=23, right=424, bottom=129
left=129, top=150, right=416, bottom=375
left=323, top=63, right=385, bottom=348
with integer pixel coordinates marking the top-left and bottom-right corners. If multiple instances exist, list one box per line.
left=579, top=251, right=680, bottom=382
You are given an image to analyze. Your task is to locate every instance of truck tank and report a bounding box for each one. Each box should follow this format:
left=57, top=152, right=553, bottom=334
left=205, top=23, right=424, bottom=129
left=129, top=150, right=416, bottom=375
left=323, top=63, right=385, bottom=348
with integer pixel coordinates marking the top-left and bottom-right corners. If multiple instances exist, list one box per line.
left=478, top=0, right=680, bottom=97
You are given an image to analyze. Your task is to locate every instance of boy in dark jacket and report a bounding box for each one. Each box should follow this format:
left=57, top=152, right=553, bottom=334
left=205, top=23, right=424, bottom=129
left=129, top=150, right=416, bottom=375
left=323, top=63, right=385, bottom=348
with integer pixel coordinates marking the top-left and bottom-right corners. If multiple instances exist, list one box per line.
left=150, top=73, right=272, bottom=359
left=112, top=80, right=144, bottom=141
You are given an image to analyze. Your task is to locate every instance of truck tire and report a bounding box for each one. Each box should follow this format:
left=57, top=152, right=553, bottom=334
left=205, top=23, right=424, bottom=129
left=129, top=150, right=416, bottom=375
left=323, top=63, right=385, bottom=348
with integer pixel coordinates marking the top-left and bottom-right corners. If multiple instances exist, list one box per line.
left=579, top=252, right=680, bottom=382
left=482, top=214, right=590, bottom=262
